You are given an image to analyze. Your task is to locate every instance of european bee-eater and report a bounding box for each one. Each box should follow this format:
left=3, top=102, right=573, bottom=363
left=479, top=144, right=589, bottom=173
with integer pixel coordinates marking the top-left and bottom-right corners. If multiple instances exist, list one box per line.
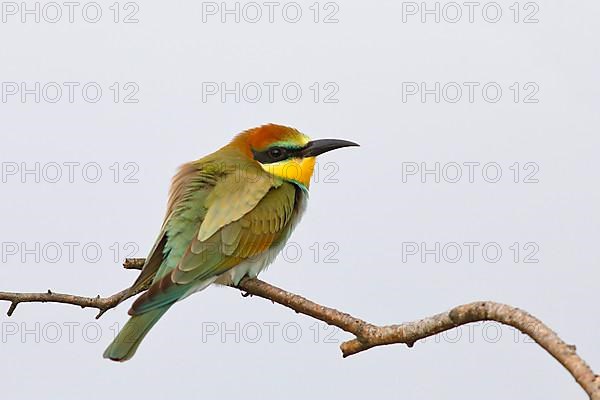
left=103, top=124, right=358, bottom=361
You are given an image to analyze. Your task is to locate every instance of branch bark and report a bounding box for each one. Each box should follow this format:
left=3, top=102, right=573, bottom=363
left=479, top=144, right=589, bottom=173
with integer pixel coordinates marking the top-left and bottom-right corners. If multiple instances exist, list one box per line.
left=1, top=258, right=598, bottom=399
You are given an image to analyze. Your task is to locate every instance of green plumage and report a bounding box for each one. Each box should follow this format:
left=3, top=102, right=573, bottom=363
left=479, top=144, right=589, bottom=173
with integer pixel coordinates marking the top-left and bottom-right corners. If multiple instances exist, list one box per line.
left=103, top=306, right=170, bottom=361
left=103, top=150, right=303, bottom=361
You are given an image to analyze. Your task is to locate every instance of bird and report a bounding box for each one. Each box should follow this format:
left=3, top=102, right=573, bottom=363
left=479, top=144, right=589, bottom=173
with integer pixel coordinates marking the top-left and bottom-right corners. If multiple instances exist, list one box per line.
left=103, top=123, right=358, bottom=361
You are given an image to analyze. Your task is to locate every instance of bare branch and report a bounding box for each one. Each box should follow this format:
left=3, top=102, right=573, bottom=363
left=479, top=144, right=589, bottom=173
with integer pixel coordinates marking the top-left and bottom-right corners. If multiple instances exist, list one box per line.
left=0, top=287, right=145, bottom=319
left=236, top=278, right=600, bottom=399
left=1, top=258, right=598, bottom=399
left=0, top=259, right=146, bottom=318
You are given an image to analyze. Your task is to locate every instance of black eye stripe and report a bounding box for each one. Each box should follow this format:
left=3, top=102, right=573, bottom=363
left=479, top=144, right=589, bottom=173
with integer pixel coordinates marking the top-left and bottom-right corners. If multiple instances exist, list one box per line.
left=252, top=146, right=303, bottom=164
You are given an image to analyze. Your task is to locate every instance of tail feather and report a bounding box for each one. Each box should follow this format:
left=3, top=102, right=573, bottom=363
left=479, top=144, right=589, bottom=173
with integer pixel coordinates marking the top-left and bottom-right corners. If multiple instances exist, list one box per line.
left=103, top=305, right=171, bottom=362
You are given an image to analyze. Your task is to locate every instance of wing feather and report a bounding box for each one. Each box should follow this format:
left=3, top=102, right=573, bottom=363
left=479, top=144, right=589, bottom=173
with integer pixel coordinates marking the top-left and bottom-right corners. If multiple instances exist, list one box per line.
left=129, top=171, right=297, bottom=315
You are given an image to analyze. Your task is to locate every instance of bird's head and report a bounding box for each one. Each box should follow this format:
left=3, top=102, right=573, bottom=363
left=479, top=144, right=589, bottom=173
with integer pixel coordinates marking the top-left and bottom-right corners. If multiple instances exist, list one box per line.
left=230, top=124, right=359, bottom=190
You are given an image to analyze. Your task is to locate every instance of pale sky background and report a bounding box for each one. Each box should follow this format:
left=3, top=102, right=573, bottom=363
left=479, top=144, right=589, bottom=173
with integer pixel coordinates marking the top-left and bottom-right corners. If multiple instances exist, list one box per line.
left=1, top=1, right=599, bottom=399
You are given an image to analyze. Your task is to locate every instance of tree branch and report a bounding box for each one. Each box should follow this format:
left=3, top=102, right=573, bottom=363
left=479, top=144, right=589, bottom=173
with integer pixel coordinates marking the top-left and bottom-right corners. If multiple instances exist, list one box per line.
left=1, top=258, right=598, bottom=399
left=0, top=287, right=147, bottom=319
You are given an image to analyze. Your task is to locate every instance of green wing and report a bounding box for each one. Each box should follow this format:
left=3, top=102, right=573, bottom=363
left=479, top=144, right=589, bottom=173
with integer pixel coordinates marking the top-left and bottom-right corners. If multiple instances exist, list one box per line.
left=172, top=182, right=296, bottom=284
left=127, top=161, right=219, bottom=294
left=129, top=163, right=297, bottom=316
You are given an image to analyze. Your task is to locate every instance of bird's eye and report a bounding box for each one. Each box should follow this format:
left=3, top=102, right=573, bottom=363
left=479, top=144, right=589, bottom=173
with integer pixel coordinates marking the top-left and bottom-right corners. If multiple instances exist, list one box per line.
left=251, top=146, right=295, bottom=164
left=268, top=147, right=286, bottom=160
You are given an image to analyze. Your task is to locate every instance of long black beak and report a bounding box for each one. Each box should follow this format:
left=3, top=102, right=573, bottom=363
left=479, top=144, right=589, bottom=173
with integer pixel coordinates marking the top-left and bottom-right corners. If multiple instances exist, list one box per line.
left=300, top=139, right=360, bottom=157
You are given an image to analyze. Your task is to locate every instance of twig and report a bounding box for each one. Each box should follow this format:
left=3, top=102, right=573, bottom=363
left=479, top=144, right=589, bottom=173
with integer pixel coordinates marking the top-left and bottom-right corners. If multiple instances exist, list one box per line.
left=0, top=259, right=147, bottom=318
left=0, top=287, right=144, bottom=319
left=1, top=258, right=598, bottom=399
